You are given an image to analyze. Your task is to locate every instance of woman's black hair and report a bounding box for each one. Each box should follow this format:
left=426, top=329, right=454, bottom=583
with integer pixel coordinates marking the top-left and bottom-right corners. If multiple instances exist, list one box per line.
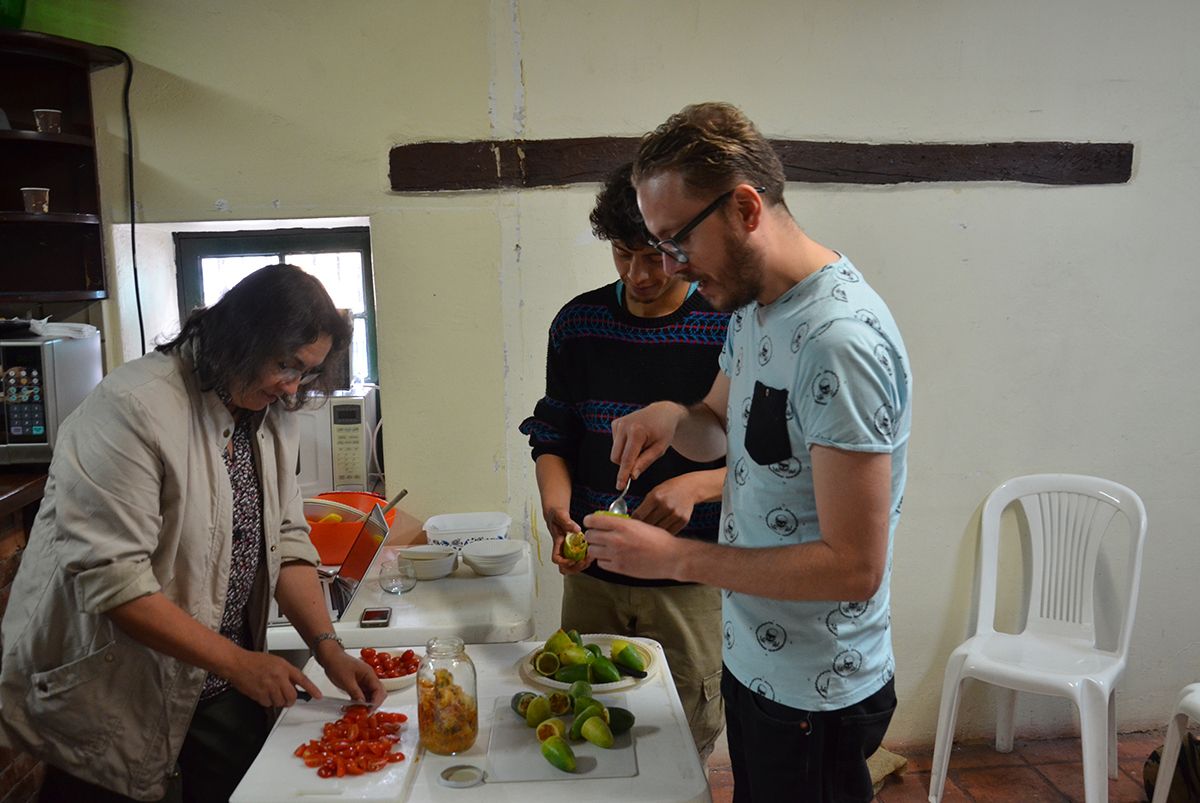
left=157, top=263, right=352, bottom=410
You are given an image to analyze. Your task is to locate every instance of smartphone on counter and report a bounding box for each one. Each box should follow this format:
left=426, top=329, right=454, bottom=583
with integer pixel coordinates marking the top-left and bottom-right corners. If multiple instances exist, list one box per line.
left=359, top=607, right=391, bottom=628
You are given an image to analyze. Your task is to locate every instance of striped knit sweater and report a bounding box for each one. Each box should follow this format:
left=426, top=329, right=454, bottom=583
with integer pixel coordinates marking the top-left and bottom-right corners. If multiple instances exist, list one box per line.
left=519, top=281, right=730, bottom=587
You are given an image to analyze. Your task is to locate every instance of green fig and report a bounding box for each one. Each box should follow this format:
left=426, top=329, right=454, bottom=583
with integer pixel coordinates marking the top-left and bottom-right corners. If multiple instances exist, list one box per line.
left=541, top=735, right=576, bottom=772
left=543, top=628, right=573, bottom=655
left=510, top=690, right=536, bottom=716
left=607, top=706, right=635, bottom=736
left=534, top=650, right=560, bottom=676
left=569, top=702, right=608, bottom=740
left=590, top=654, right=620, bottom=684
left=525, top=694, right=552, bottom=728
left=536, top=717, right=566, bottom=742
left=547, top=690, right=572, bottom=716
left=553, top=664, right=591, bottom=684
left=614, top=644, right=646, bottom=673
left=558, top=645, right=593, bottom=666
left=581, top=716, right=614, bottom=748
left=566, top=680, right=592, bottom=702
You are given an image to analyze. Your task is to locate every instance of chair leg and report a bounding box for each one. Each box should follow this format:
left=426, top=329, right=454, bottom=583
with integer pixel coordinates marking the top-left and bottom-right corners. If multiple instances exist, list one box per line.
left=995, top=687, right=1017, bottom=752
left=1078, top=680, right=1110, bottom=803
left=928, top=655, right=967, bottom=803
left=1107, top=691, right=1118, bottom=779
left=1150, top=711, right=1187, bottom=803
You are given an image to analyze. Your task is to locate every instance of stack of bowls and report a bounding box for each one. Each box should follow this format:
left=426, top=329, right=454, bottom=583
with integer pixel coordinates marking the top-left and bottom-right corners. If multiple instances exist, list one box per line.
left=393, top=545, right=457, bottom=580
left=460, top=540, right=524, bottom=576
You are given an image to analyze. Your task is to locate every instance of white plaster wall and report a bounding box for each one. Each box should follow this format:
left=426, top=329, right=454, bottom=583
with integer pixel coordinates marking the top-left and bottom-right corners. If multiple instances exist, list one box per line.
left=27, top=0, right=1200, bottom=745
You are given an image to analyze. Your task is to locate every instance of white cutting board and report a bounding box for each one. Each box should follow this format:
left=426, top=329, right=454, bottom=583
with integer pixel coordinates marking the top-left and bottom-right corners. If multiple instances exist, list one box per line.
left=484, top=694, right=637, bottom=782
left=231, top=699, right=421, bottom=802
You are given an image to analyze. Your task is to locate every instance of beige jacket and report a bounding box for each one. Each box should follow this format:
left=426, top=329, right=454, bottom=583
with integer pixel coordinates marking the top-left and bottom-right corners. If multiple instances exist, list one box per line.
left=0, top=348, right=319, bottom=800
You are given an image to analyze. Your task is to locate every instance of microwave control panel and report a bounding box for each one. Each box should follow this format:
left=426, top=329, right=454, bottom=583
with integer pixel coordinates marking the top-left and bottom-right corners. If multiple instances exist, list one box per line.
left=1, top=347, right=47, bottom=444
left=331, top=402, right=366, bottom=486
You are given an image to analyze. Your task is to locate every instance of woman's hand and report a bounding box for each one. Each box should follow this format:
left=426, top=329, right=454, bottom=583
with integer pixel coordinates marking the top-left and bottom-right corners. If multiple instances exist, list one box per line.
left=317, top=644, right=387, bottom=708
left=226, top=649, right=322, bottom=708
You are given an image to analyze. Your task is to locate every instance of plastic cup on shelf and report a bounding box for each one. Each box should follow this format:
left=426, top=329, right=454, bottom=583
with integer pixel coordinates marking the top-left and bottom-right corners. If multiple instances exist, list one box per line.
left=20, top=187, right=49, bottom=214
left=33, top=108, right=61, bottom=133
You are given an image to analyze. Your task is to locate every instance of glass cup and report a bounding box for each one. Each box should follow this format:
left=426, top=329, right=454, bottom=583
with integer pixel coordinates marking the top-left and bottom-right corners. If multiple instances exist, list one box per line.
left=33, top=109, right=62, bottom=134
left=378, top=557, right=417, bottom=594
left=20, top=187, right=49, bottom=214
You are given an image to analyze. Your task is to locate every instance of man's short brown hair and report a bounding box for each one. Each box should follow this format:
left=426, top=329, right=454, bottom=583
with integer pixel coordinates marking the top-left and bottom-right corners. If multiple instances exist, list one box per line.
left=633, top=102, right=786, bottom=207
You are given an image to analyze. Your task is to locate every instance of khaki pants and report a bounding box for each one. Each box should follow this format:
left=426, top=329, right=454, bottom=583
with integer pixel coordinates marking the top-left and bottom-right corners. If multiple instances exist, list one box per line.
left=562, top=572, right=724, bottom=758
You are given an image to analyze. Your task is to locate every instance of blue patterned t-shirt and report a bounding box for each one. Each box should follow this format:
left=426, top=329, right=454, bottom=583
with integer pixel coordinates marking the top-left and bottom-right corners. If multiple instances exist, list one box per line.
left=718, top=254, right=912, bottom=711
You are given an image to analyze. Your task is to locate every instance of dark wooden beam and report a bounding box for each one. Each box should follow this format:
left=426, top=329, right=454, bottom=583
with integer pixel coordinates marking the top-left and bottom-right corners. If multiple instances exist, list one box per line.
left=389, top=136, right=1132, bottom=192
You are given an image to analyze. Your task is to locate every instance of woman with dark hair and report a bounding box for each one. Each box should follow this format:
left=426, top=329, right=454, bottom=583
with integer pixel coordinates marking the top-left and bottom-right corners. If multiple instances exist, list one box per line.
left=0, top=264, right=385, bottom=802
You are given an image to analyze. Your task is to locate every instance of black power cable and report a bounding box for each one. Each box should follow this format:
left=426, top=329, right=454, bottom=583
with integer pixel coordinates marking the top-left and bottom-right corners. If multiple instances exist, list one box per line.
left=103, top=46, right=144, bottom=355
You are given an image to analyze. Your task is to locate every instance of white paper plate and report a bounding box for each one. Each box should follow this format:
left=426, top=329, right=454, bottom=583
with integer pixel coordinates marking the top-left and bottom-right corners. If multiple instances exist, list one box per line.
left=516, top=633, right=657, bottom=692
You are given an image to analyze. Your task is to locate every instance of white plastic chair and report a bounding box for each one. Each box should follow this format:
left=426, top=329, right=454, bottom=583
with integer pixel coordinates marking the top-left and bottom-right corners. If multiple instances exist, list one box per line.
left=928, top=474, right=1148, bottom=803
left=1150, top=683, right=1200, bottom=803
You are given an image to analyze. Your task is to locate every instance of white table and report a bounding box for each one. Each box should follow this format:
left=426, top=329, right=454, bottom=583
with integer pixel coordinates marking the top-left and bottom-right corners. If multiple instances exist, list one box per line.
left=266, top=543, right=536, bottom=650
left=238, top=640, right=712, bottom=803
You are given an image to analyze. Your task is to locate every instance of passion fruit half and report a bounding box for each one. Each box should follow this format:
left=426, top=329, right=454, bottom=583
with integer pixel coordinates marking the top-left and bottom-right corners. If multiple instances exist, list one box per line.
left=562, top=531, right=588, bottom=562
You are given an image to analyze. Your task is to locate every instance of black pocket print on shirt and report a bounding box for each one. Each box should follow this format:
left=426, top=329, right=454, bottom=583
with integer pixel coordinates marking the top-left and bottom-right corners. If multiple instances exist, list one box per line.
left=744, top=381, right=793, bottom=466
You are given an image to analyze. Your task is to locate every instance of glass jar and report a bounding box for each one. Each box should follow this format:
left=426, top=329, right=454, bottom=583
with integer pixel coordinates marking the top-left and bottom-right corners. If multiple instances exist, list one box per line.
left=416, top=636, right=478, bottom=755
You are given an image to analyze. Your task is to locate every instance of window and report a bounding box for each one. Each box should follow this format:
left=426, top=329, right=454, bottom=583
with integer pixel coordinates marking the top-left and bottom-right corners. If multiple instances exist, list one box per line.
left=174, top=227, right=377, bottom=384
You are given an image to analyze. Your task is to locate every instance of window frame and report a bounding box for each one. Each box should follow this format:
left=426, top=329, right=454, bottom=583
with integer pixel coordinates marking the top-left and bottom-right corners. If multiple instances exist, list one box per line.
left=173, top=226, right=378, bottom=383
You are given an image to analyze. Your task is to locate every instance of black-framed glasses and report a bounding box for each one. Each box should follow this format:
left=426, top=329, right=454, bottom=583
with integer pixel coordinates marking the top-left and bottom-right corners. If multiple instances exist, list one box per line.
left=646, top=186, right=765, bottom=264
left=275, top=361, right=323, bottom=387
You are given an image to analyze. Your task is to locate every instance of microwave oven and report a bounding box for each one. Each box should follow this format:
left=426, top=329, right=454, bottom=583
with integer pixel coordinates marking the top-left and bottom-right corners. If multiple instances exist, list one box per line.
left=0, top=333, right=103, bottom=464
left=293, top=385, right=380, bottom=498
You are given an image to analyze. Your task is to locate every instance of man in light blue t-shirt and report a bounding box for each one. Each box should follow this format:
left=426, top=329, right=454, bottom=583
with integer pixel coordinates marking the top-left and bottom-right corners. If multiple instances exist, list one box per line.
left=586, top=102, right=912, bottom=803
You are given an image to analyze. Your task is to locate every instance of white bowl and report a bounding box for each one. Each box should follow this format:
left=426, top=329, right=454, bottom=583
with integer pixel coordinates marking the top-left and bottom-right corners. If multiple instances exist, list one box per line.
left=303, top=498, right=367, bottom=523
left=461, top=540, right=523, bottom=560
left=410, top=552, right=456, bottom=580
left=462, top=552, right=520, bottom=576
left=394, top=545, right=456, bottom=561
left=424, top=512, right=511, bottom=549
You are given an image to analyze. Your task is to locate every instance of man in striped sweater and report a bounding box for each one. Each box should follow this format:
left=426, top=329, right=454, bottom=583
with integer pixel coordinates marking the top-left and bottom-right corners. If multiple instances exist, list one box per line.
left=520, top=162, right=730, bottom=759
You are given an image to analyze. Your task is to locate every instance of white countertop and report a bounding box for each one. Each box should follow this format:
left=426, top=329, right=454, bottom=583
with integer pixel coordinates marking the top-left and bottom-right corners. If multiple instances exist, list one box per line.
left=266, top=542, right=536, bottom=650
left=235, top=639, right=712, bottom=803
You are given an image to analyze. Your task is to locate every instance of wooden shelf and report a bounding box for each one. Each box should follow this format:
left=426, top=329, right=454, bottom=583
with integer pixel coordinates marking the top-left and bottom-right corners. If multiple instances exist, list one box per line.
left=0, top=30, right=118, bottom=302
left=0, top=212, right=100, bottom=224
left=0, top=130, right=93, bottom=147
left=0, top=29, right=122, bottom=71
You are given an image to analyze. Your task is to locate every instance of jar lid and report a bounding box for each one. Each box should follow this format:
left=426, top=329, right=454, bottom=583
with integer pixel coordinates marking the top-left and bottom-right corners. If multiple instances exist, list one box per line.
left=438, top=764, right=484, bottom=788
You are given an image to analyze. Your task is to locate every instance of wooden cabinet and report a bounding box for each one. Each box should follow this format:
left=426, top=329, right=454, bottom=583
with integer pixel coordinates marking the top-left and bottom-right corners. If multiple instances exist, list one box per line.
left=0, top=29, right=121, bottom=302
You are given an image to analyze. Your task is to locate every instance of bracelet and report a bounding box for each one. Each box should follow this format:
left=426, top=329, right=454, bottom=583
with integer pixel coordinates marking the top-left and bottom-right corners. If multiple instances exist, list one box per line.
left=312, top=631, right=344, bottom=650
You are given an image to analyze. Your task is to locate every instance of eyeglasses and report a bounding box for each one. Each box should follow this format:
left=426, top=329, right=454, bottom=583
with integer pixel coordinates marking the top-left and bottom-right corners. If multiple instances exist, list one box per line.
left=274, top=360, right=323, bottom=387
left=646, top=186, right=766, bottom=264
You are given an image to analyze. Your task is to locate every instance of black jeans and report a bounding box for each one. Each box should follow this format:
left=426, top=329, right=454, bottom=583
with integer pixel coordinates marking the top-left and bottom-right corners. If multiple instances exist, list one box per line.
left=722, top=666, right=896, bottom=803
left=39, top=687, right=271, bottom=803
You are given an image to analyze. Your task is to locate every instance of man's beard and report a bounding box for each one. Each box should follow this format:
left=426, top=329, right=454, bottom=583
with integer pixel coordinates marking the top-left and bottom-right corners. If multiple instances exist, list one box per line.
left=709, top=229, right=765, bottom=312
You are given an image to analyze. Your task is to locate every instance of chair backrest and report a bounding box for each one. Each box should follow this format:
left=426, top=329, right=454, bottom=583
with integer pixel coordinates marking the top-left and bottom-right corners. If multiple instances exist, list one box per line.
left=975, top=474, right=1148, bottom=657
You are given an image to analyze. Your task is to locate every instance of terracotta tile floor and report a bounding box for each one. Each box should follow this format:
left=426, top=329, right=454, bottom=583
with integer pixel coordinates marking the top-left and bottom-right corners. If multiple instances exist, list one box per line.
left=706, top=730, right=1166, bottom=802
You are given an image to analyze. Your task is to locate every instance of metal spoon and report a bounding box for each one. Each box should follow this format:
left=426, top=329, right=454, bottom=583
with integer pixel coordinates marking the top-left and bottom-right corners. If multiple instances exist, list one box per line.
left=608, top=479, right=632, bottom=516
